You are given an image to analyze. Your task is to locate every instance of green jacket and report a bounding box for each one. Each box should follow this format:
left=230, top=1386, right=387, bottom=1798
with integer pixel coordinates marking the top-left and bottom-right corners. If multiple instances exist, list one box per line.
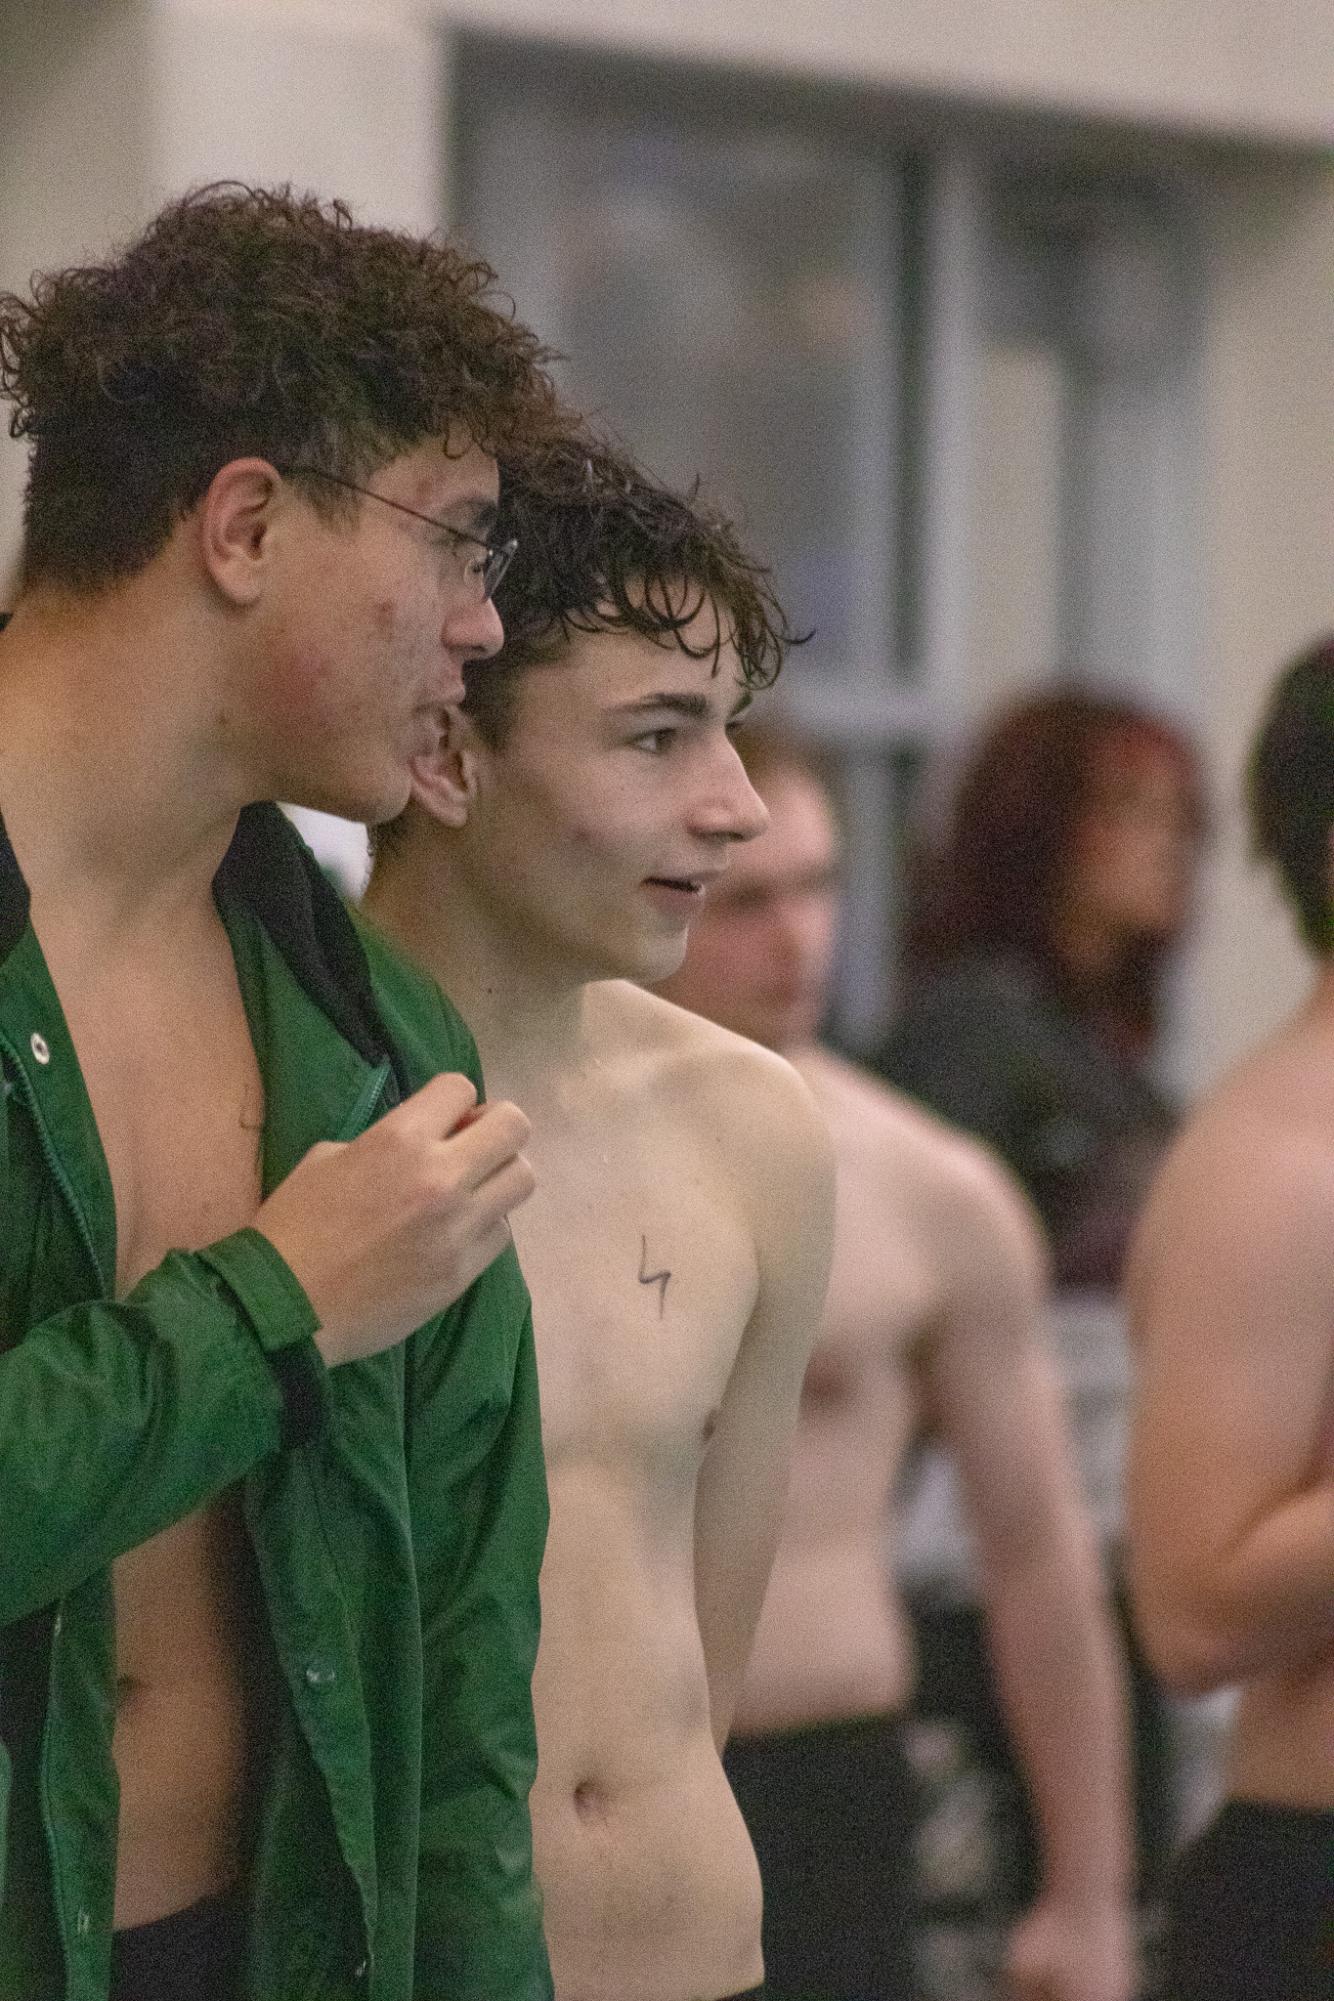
left=0, top=802, right=552, bottom=2001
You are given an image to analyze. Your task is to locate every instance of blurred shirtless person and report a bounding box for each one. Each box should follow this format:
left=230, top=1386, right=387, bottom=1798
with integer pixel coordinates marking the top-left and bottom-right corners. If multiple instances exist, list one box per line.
left=1129, top=634, right=1334, bottom=2001
left=658, top=728, right=1134, bottom=2001
left=365, top=439, right=835, bottom=2001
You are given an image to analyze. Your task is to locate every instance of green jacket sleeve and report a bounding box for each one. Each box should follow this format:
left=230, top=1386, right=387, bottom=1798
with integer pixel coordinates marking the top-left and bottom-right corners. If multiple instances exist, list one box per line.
left=406, top=1243, right=553, bottom=2001
left=0, top=1229, right=327, bottom=1625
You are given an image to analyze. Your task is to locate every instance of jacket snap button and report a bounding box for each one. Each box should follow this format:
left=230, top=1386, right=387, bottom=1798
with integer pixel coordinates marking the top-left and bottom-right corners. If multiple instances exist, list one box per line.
left=304, top=1660, right=337, bottom=1688
left=30, top=1032, right=50, bottom=1065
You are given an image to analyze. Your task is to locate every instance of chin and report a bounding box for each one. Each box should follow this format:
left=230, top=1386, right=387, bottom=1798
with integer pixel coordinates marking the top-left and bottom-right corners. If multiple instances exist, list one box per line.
left=597, top=919, right=685, bottom=985
left=278, top=755, right=393, bottom=821
left=634, top=932, right=696, bottom=988
left=322, top=773, right=412, bottom=829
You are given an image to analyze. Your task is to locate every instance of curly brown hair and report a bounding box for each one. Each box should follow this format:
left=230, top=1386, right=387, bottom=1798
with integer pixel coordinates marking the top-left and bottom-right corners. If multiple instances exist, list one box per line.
left=461, top=431, right=802, bottom=748
left=0, top=182, right=565, bottom=590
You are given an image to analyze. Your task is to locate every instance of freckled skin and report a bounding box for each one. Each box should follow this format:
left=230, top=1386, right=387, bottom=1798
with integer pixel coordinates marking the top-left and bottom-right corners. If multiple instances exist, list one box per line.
left=254, top=436, right=503, bottom=823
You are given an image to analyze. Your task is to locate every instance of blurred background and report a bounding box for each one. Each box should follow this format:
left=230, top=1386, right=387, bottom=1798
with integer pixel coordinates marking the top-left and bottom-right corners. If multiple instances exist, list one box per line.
left=2, top=0, right=1329, bottom=1097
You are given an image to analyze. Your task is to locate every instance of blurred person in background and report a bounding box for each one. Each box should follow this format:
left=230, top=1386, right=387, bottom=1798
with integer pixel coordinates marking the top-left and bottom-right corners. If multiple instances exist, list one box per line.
left=877, top=688, right=1209, bottom=1992
left=878, top=689, right=1205, bottom=1293
left=657, top=725, right=1134, bottom=2001
left=1129, top=634, right=1334, bottom=2001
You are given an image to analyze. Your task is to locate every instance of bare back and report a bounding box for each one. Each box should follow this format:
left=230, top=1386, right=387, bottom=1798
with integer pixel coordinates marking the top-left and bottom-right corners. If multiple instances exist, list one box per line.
left=1130, top=986, right=1334, bottom=1812
left=36, top=893, right=265, bottom=1928
left=501, top=985, right=827, bottom=2001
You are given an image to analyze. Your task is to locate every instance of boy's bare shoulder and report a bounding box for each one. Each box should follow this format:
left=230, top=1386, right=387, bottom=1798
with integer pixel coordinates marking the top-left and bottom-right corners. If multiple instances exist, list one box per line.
left=604, top=980, right=818, bottom=1107
left=593, top=983, right=832, bottom=1177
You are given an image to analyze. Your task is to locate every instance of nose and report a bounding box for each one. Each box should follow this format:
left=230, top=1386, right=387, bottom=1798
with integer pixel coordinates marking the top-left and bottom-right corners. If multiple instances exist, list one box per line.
left=693, top=743, right=770, bottom=844
left=443, top=590, right=504, bottom=662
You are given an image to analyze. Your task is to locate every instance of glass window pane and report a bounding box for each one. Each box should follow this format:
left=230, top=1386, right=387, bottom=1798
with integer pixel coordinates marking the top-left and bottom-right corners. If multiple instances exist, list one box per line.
left=458, top=52, right=901, bottom=686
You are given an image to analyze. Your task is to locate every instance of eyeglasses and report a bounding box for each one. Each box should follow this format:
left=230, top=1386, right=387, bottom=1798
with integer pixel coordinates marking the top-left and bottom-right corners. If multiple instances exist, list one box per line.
left=279, top=465, right=517, bottom=601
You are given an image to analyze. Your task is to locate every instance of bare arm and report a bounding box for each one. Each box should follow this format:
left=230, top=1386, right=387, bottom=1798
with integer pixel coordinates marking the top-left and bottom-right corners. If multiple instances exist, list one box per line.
left=925, top=1149, right=1134, bottom=2001
left=1128, top=1109, right=1334, bottom=1694
left=693, top=1053, right=835, bottom=1748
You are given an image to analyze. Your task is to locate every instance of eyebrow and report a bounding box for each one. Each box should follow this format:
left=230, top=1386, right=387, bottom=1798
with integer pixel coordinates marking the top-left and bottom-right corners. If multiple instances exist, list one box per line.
left=612, top=689, right=754, bottom=724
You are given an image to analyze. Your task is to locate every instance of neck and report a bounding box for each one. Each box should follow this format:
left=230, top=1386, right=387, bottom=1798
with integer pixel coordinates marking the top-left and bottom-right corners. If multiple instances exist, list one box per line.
left=0, top=584, right=250, bottom=935
left=364, top=842, right=593, bottom=1102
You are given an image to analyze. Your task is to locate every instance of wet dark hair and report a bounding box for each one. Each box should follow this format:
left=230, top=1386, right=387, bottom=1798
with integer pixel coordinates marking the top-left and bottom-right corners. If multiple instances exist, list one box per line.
left=0, top=182, right=564, bottom=591
left=907, top=686, right=1204, bottom=1047
left=1248, top=634, right=1334, bottom=953
left=461, top=432, right=801, bottom=748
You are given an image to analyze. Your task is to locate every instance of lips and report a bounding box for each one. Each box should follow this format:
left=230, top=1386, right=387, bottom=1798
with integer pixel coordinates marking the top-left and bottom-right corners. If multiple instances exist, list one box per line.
left=644, top=868, right=726, bottom=894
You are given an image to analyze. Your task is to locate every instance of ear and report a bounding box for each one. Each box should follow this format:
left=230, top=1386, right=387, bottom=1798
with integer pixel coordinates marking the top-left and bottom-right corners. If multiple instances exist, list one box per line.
left=410, top=708, right=484, bottom=829
left=195, top=458, right=286, bottom=607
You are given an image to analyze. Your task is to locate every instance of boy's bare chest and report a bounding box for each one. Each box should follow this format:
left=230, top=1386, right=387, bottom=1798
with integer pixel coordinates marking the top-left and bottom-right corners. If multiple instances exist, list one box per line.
left=55, top=958, right=264, bottom=1295
left=512, top=1121, right=759, bottom=1460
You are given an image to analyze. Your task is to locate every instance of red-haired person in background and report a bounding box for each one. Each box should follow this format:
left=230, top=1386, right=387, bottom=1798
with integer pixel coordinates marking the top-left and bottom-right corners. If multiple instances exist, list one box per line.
left=878, top=687, right=1207, bottom=1993
left=879, top=688, right=1205, bottom=1290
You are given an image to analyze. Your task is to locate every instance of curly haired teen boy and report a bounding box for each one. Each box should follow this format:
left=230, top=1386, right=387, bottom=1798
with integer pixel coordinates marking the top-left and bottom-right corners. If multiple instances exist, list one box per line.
left=0, top=183, right=564, bottom=2001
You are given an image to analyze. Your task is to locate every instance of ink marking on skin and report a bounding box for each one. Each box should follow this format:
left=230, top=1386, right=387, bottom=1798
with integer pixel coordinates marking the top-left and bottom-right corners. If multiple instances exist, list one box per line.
left=639, top=1235, right=671, bottom=1319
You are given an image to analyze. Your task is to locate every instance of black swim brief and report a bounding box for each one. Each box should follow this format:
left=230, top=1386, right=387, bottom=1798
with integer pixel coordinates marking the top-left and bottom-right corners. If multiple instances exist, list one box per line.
left=1163, top=1797, right=1334, bottom=2001
left=724, top=1712, right=920, bottom=2001
left=110, top=1887, right=245, bottom=2001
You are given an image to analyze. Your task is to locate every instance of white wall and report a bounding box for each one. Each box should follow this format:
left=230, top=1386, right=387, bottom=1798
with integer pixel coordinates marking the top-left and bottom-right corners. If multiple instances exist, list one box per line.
left=0, top=0, right=154, bottom=580
left=149, top=0, right=444, bottom=231
left=1179, top=162, right=1334, bottom=1088
left=0, top=0, right=445, bottom=569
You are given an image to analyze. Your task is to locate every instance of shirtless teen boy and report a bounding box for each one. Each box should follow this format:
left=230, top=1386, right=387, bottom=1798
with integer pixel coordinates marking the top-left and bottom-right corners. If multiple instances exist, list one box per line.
left=365, top=437, right=835, bottom=2001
